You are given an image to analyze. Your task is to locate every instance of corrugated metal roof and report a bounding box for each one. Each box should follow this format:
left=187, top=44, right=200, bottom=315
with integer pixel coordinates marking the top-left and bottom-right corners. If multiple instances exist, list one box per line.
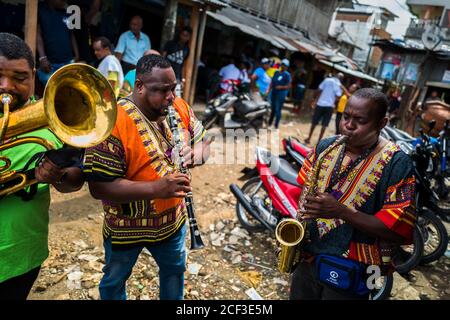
left=319, top=59, right=381, bottom=84
left=207, top=6, right=332, bottom=53
left=207, top=10, right=286, bottom=50
left=191, top=0, right=228, bottom=8
left=207, top=6, right=364, bottom=72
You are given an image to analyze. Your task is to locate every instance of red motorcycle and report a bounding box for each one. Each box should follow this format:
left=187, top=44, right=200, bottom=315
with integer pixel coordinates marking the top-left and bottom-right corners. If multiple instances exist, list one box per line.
left=282, top=136, right=311, bottom=168
left=230, top=145, right=305, bottom=232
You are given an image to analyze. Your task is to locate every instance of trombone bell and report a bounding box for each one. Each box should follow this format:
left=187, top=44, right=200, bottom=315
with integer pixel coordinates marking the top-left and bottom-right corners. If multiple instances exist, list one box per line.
left=0, top=63, right=117, bottom=198
left=0, top=63, right=117, bottom=148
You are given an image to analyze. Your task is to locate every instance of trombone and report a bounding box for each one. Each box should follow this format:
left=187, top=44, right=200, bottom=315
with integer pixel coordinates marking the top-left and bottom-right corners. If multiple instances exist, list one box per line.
left=0, top=63, right=117, bottom=197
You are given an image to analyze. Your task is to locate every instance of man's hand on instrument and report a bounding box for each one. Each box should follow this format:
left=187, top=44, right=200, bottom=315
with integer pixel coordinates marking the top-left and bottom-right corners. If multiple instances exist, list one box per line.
left=300, top=192, right=347, bottom=219
left=35, top=156, right=67, bottom=185
left=153, top=173, right=191, bottom=198
left=180, top=145, right=196, bottom=168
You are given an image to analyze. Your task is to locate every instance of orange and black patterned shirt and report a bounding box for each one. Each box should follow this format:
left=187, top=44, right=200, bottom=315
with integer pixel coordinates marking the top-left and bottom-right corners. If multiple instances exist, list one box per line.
left=83, top=97, right=206, bottom=247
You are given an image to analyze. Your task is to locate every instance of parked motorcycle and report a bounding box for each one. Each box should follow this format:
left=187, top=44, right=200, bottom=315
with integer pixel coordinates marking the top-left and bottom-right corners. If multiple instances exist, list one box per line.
left=381, top=123, right=449, bottom=267
left=203, top=80, right=270, bottom=130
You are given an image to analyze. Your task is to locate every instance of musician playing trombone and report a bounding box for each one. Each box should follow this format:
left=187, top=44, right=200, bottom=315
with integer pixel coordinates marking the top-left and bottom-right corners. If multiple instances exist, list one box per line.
left=290, top=88, right=416, bottom=300
left=0, top=33, right=84, bottom=300
left=82, top=54, right=210, bottom=300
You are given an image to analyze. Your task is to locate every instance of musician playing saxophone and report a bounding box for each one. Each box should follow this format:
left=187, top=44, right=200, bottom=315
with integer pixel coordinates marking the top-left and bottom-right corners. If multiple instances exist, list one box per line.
left=83, top=54, right=210, bottom=300
left=0, top=33, right=83, bottom=300
left=290, top=88, right=416, bottom=300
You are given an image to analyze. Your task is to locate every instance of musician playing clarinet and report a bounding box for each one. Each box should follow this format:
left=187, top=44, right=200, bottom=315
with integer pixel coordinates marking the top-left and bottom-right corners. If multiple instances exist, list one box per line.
left=83, top=54, right=210, bottom=300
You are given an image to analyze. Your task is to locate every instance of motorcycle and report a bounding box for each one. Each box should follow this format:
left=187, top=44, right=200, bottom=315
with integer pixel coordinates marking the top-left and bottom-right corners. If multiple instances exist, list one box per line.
left=380, top=123, right=449, bottom=266
left=203, top=80, right=270, bottom=130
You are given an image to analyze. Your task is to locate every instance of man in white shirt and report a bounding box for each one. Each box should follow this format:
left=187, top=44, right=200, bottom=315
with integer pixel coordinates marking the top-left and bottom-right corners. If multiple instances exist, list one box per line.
left=304, top=73, right=344, bottom=145
left=114, top=16, right=151, bottom=74
left=219, top=59, right=241, bottom=92
left=93, top=36, right=124, bottom=97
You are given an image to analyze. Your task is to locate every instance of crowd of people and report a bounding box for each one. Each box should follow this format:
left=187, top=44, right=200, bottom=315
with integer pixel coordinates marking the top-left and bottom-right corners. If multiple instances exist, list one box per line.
left=34, top=0, right=192, bottom=100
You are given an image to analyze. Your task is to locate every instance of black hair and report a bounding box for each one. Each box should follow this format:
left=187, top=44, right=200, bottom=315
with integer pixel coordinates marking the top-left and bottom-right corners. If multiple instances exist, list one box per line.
left=136, top=54, right=172, bottom=77
left=0, top=33, right=34, bottom=69
left=352, top=88, right=389, bottom=122
left=94, top=36, right=113, bottom=51
left=131, top=15, right=143, bottom=21
left=181, top=26, right=192, bottom=34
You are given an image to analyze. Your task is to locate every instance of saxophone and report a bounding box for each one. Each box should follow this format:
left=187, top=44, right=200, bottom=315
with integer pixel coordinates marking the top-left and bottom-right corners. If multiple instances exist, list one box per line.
left=167, top=106, right=205, bottom=250
left=276, top=135, right=348, bottom=273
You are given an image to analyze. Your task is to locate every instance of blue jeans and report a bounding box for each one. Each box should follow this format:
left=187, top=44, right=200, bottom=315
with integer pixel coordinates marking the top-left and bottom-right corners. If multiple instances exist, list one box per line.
left=269, top=91, right=287, bottom=129
left=37, top=60, right=73, bottom=86
left=99, top=224, right=187, bottom=300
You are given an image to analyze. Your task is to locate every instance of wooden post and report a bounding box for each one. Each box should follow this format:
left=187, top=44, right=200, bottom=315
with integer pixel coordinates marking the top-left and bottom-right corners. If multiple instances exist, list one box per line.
left=183, top=5, right=199, bottom=104
left=189, top=7, right=207, bottom=104
left=160, top=0, right=178, bottom=51
left=25, top=0, right=38, bottom=57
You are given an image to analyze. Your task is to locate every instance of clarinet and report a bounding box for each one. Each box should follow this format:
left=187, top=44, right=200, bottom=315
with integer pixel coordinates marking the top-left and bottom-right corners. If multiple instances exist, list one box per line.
left=167, top=105, right=205, bottom=250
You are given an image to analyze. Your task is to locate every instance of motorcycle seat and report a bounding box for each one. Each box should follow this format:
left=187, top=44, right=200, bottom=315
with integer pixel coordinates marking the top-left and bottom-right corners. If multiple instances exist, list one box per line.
left=383, top=126, right=415, bottom=143
left=236, top=100, right=266, bottom=115
left=271, top=156, right=301, bottom=187
left=289, top=137, right=311, bottom=156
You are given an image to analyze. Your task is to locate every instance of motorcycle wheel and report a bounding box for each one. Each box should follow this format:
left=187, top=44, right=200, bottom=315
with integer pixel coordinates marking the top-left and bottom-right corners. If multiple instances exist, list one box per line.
left=392, top=224, right=424, bottom=274
left=370, top=273, right=394, bottom=300
left=419, top=209, right=449, bottom=265
left=236, top=177, right=269, bottom=233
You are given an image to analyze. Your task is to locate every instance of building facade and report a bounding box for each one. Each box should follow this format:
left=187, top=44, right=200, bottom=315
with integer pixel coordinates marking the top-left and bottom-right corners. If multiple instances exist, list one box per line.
left=328, top=3, right=397, bottom=73
left=224, top=0, right=352, bottom=42
left=405, top=0, right=450, bottom=48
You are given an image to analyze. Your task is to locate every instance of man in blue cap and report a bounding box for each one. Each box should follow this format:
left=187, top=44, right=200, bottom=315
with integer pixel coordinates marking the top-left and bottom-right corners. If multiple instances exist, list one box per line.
left=268, top=58, right=291, bottom=129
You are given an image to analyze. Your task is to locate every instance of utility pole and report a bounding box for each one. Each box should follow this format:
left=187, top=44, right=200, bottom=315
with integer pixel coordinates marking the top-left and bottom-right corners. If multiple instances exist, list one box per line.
left=160, top=0, right=178, bottom=51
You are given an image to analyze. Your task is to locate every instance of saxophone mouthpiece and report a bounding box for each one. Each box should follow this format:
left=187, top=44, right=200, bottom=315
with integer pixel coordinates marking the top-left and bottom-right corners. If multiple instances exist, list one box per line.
left=339, top=134, right=349, bottom=143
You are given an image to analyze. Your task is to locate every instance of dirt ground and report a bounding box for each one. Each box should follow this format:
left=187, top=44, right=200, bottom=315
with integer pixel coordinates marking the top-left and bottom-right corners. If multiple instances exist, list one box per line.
left=28, top=106, right=450, bottom=300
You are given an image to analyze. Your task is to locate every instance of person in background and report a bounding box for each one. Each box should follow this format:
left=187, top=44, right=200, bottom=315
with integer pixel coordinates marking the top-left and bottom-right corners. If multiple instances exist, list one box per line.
left=426, top=90, right=442, bottom=102
left=386, top=87, right=402, bottom=127
left=115, top=15, right=151, bottom=74
left=68, top=0, right=102, bottom=64
left=304, top=73, right=344, bottom=145
left=93, top=36, right=124, bottom=98
left=36, top=0, right=79, bottom=86
left=251, top=58, right=271, bottom=99
left=238, top=60, right=251, bottom=93
left=268, top=59, right=291, bottom=129
left=162, top=26, right=192, bottom=97
left=266, top=48, right=281, bottom=78
left=121, top=49, right=160, bottom=97
left=218, top=58, right=240, bottom=93
left=292, top=61, right=307, bottom=114
left=335, top=83, right=358, bottom=134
